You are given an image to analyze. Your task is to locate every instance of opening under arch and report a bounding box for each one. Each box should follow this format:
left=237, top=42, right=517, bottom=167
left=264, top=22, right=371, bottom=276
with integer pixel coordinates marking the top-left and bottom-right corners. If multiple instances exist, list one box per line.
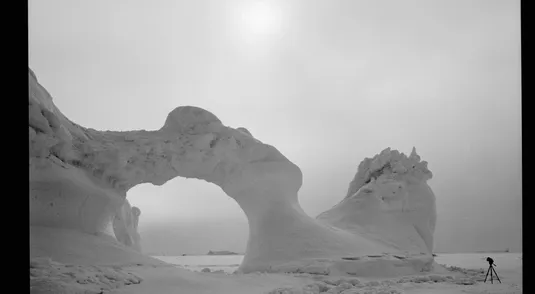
left=127, top=177, right=248, bottom=256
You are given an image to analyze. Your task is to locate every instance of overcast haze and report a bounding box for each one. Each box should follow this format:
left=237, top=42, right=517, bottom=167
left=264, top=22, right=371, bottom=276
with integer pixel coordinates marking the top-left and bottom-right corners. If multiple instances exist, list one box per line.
left=29, top=0, right=521, bottom=254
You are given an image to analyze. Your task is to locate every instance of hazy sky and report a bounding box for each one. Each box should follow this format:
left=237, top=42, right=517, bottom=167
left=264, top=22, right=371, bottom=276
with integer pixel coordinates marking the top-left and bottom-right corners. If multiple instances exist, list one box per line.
left=29, top=0, right=521, bottom=254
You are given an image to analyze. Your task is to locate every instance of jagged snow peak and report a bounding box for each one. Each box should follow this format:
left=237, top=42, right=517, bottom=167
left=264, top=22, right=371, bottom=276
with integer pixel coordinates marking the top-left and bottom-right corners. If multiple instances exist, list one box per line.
left=317, top=147, right=437, bottom=254
left=346, top=147, right=433, bottom=199
left=29, top=68, right=440, bottom=275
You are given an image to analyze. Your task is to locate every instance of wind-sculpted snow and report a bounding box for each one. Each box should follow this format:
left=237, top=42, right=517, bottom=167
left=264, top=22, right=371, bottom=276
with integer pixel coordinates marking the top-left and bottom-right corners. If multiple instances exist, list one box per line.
left=113, top=200, right=142, bottom=252
left=29, top=68, right=439, bottom=275
left=29, top=67, right=296, bottom=252
left=345, top=147, right=433, bottom=199
left=318, top=148, right=437, bottom=254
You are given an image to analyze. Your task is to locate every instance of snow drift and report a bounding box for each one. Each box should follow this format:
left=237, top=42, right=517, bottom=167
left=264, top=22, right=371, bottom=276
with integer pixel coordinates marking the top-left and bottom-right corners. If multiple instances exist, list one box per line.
left=29, top=68, right=439, bottom=276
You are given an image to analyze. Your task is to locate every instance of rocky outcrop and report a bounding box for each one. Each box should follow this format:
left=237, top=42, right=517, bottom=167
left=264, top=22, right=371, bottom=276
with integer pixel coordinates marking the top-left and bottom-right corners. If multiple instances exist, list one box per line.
left=29, top=68, right=439, bottom=275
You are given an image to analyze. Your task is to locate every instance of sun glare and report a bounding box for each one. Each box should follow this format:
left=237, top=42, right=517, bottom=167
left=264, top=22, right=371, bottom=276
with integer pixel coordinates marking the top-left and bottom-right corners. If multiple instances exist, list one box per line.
left=240, top=2, right=283, bottom=36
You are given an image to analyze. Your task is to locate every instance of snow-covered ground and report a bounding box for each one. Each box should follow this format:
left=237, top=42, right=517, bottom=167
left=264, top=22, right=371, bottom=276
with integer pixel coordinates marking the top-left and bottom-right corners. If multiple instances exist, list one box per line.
left=153, top=253, right=522, bottom=275
left=31, top=226, right=522, bottom=294
left=434, top=253, right=522, bottom=271
left=146, top=253, right=522, bottom=294
left=131, top=252, right=521, bottom=294
left=153, top=255, right=244, bottom=273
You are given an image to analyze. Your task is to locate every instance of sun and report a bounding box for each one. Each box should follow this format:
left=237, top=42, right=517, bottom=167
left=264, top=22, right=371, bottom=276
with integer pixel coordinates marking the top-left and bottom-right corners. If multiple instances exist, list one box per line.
left=240, top=2, right=283, bottom=36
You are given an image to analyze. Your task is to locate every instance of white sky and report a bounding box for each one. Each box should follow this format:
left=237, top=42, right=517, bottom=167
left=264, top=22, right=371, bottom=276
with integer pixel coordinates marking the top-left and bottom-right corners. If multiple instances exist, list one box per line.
left=29, top=0, right=521, bottom=254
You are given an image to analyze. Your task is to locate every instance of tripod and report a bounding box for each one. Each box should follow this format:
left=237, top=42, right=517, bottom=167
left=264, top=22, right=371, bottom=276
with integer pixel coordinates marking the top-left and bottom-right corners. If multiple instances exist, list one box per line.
left=483, top=263, right=501, bottom=284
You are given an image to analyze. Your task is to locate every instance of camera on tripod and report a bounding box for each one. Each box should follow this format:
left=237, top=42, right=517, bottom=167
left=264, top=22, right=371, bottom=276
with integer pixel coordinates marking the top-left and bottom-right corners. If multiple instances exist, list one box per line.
left=484, top=256, right=501, bottom=284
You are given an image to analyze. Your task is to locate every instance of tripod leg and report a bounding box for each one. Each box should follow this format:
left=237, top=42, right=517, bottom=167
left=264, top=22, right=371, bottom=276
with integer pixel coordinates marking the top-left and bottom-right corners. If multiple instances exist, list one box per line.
left=484, top=266, right=491, bottom=283
left=490, top=267, right=493, bottom=284
left=492, top=267, right=502, bottom=283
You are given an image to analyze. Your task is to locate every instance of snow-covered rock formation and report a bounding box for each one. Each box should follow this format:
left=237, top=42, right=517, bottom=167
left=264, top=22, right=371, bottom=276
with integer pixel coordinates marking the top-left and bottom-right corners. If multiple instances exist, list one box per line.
left=29, top=68, right=439, bottom=275
left=113, top=200, right=142, bottom=251
left=317, top=148, right=437, bottom=255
